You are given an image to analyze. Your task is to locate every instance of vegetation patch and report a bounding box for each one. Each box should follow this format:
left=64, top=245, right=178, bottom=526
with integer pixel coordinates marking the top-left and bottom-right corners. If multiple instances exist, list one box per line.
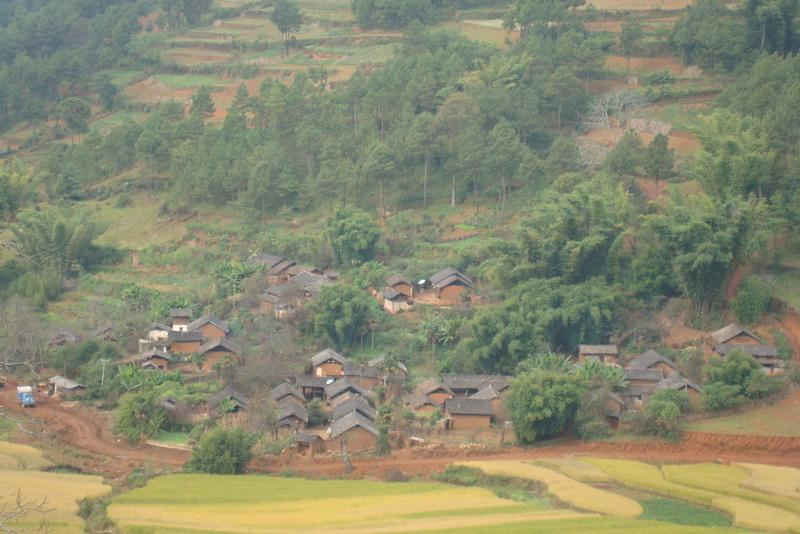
left=0, top=440, right=52, bottom=470
left=640, top=497, right=732, bottom=528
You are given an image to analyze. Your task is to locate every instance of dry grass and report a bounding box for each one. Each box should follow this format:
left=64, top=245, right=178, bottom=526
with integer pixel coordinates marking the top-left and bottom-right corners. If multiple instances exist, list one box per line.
left=0, top=441, right=51, bottom=470
left=1, top=469, right=111, bottom=534
left=737, top=463, right=800, bottom=500
left=460, top=461, right=642, bottom=518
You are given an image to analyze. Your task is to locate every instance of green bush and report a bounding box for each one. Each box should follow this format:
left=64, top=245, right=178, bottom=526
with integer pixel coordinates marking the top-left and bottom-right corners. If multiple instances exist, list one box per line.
left=731, top=277, right=771, bottom=324
left=508, top=369, right=583, bottom=444
left=702, top=383, right=744, bottom=411
left=437, top=465, right=480, bottom=486
left=745, top=373, right=785, bottom=399
left=186, top=428, right=255, bottom=474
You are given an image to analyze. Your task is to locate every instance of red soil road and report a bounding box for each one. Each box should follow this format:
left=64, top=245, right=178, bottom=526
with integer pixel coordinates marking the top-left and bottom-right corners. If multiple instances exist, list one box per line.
left=256, top=431, right=800, bottom=480
left=0, top=379, right=188, bottom=480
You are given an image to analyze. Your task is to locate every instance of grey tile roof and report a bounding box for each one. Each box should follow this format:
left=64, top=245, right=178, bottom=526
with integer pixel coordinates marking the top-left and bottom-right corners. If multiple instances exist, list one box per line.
left=169, top=330, right=204, bottom=342
left=330, top=411, right=378, bottom=439
left=271, top=382, right=304, bottom=402
left=325, top=379, right=370, bottom=400
left=295, top=431, right=321, bottom=444
left=48, top=375, right=85, bottom=390
left=657, top=376, right=703, bottom=392
left=627, top=349, right=677, bottom=371
left=430, top=268, right=474, bottom=290
left=199, top=338, right=241, bottom=355
left=383, top=287, right=403, bottom=300
left=169, top=309, right=192, bottom=318
left=246, top=253, right=286, bottom=268
left=710, top=323, right=761, bottom=345
left=624, top=368, right=665, bottom=382
left=310, top=348, right=347, bottom=367
left=470, top=384, right=500, bottom=400
left=445, top=397, right=493, bottom=416
left=442, top=375, right=509, bottom=391
left=332, top=397, right=376, bottom=421
left=187, top=315, right=229, bottom=334
left=414, top=378, right=453, bottom=396
left=208, top=387, right=248, bottom=408
left=278, top=399, right=308, bottom=423
left=716, top=343, right=778, bottom=358
left=579, top=344, right=619, bottom=355
left=386, top=274, right=412, bottom=287
left=344, top=363, right=380, bottom=379
left=295, top=375, right=337, bottom=388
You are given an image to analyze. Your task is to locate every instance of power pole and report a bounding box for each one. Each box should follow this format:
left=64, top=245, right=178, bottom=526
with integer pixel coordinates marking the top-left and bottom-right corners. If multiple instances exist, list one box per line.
left=100, top=359, right=109, bottom=387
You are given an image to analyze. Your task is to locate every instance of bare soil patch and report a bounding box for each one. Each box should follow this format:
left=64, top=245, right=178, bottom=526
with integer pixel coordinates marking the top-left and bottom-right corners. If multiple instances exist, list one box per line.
left=586, top=0, right=693, bottom=10
left=605, top=55, right=685, bottom=75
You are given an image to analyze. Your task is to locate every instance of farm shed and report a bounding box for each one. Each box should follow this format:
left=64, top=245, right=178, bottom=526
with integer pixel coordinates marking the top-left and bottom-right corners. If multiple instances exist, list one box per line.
left=332, top=396, right=376, bottom=421
left=383, top=287, right=411, bottom=314
left=267, top=257, right=298, bottom=284
left=716, top=343, right=785, bottom=376
left=578, top=344, right=620, bottom=365
left=329, top=411, right=379, bottom=452
left=430, top=268, right=475, bottom=302
left=198, top=338, right=242, bottom=372
left=385, top=274, right=415, bottom=298
left=169, top=330, right=204, bottom=354
left=208, top=387, right=249, bottom=413
left=710, top=323, right=761, bottom=348
left=310, top=349, right=348, bottom=377
left=295, top=432, right=325, bottom=456
left=444, top=398, right=493, bottom=430
left=271, top=382, right=305, bottom=404
left=169, top=309, right=192, bottom=331
left=186, top=315, right=229, bottom=342
left=626, top=350, right=680, bottom=377
left=48, top=375, right=86, bottom=397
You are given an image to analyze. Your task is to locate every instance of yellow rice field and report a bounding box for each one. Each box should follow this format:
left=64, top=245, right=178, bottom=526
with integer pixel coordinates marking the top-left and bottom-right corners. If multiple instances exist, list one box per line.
left=0, top=440, right=51, bottom=470
left=459, top=460, right=642, bottom=518
left=737, top=463, right=800, bottom=500
left=534, top=457, right=611, bottom=482
left=1, top=469, right=111, bottom=534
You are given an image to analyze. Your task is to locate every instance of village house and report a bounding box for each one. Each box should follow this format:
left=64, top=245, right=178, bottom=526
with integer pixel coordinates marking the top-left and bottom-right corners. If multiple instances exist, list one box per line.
left=170, top=309, right=193, bottom=331
left=271, top=382, right=305, bottom=405
left=277, top=400, right=309, bottom=431
left=208, top=387, right=248, bottom=413
left=382, top=287, right=412, bottom=314
left=444, top=398, right=493, bottom=430
left=657, top=376, right=703, bottom=401
left=295, top=375, right=335, bottom=400
left=469, top=383, right=509, bottom=422
left=442, top=375, right=509, bottom=398
left=578, top=344, right=620, bottom=366
left=198, top=338, right=242, bottom=372
left=626, top=350, right=680, bottom=377
left=624, top=368, right=665, bottom=388
left=139, top=349, right=174, bottom=370
left=47, top=375, right=86, bottom=397
left=343, top=363, right=381, bottom=390
left=266, top=257, right=298, bottom=285
left=331, top=396, right=376, bottom=421
left=325, top=379, right=371, bottom=405
left=716, top=343, right=785, bottom=376
left=262, top=269, right=334, bottom=319
left=710, top=323, right=761, bottom=348
left=310, top=349, right=347, bottom=377
left=186, top=315, right=229, bottom=342
left=405, top=378, right=453, bottom=412
left=385, top=274, right=415, bottom=298
left=329, top=411, right=379, bottom=452
left=169, top=330, right=204, bottom=354
left=429, top=268, right=475, bottom=302
left=295, top=432, right=325, bottom=456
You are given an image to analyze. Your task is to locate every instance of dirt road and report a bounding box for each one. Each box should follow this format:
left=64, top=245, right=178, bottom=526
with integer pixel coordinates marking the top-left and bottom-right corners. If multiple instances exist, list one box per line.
left=257, top=431, right=800, bottom=480
left=0, top=380, right=187, bottom=481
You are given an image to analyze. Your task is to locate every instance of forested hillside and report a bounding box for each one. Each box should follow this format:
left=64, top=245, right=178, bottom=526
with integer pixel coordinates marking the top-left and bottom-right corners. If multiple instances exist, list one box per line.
left=1, top=0, right=799, bottom=451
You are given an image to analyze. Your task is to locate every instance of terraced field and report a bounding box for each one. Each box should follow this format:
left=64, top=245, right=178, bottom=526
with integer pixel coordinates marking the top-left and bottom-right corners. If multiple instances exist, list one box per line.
left=0, top=441, right=111, bottom=534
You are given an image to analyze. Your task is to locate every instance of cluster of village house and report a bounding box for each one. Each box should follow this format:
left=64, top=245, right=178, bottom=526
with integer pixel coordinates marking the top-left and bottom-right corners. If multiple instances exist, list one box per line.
left=250, top=251, right=477, bottom=318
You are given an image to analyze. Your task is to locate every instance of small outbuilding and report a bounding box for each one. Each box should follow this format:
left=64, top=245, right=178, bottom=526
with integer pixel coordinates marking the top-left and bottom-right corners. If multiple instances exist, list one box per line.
left=430, top=268, right=475, bottom=302
left=277, top=400, right=309, bottom=430
left=385, top=274, right=415, bottom=298
left=295, top=432, right=325, bottom=456
left=578, top=344, right=620, bottom=366
left=48, top=375, right=86, bottom=397
left=444, top=398, right=493, bottom=430
left=186, top=315, right=229, bottom=342
left=271, top=382, right=305, bottom=404
left=208, top=387, right=249, bottom=413
left=383, top=287, right=412, bottom=314
left=710, top=323, right=761, bottom=348
left=331, top=396, right=376, bottom=421
left=199, top=338, right=242, bottom=372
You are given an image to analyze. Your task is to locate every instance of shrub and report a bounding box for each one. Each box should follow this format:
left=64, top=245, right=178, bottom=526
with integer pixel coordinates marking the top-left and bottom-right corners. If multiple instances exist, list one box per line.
left=745, top=373, right=785, bottom=399
left=186, top=428, right=255, bottom=474
left=731, top=278, right=771, bottom=324
left=306, top=398, right=328, bottom=427
left=437, top=465, right=480, bottom=486
left=644, top=395, right=682, bottom=440
left=702, top=383, right=744, bottom=411
left=507, top=369, right=583, bottom=444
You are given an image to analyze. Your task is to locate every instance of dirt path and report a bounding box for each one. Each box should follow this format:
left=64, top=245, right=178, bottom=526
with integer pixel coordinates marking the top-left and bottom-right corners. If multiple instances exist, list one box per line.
left=0, top=379, right=188, bottom=481
left=256, top=431, right=800, bottom=480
